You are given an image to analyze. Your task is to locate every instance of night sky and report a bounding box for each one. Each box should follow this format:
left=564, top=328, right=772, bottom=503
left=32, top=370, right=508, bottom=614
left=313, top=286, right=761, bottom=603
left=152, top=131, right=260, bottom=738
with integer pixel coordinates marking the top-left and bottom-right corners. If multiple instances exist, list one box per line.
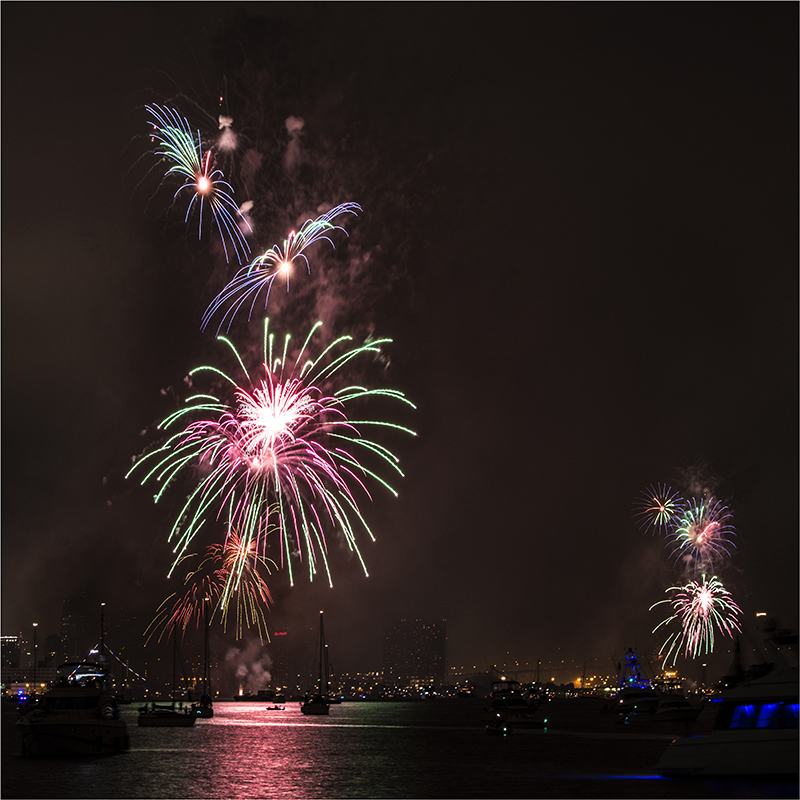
left=3, top=4, right=797, bottom=683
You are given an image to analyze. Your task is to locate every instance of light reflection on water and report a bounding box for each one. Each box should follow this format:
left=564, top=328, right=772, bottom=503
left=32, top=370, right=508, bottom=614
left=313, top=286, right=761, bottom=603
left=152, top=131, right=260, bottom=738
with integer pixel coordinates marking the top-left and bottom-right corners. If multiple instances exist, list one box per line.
left=3, top=699, right=798, bottom=799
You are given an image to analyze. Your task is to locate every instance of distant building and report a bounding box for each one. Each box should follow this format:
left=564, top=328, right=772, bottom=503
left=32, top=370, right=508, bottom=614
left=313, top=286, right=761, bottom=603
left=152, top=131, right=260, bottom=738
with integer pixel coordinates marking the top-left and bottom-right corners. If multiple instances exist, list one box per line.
left=60, top=593, right=96, bottom=663
left=269, top=630, right=290, bottom=690
left=1, top=635, right=21, bottom=670
left=383, top=619, right=446, bottom=689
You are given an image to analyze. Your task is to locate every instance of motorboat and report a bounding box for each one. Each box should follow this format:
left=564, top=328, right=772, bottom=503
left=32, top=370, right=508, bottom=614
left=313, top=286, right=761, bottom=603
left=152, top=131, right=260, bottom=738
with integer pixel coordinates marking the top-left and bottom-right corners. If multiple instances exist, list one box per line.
left=481, top=679, right=545, bottom=728
left=17, top=662, right=130, bottom=756
left=656, top=663, right=798, bottom=777
left=301, top=611, right=332, bottom=716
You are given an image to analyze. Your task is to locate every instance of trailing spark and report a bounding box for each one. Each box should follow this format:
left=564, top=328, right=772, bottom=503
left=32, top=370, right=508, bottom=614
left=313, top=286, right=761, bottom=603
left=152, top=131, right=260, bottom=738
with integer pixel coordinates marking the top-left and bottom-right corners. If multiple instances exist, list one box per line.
left=146, top=104, right=251, bottom=263
left=202, top=203, right=361, bottom=332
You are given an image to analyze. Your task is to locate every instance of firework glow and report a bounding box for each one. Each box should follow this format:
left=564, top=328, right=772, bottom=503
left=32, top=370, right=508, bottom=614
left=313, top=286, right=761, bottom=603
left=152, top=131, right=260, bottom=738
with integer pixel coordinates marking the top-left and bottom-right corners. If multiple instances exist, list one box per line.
left=633, top=483, right=685, bottom=535
left=145, top=530, right=276, bottom=643
left=669, top=497, right=735, bottom=571
left=650, top=573, right=742, bottom=665
left=201, top=202, right=361, bottom=333
left=146, top=104, right=252, bottom=264
left=128, top=317, right=415, bottom=588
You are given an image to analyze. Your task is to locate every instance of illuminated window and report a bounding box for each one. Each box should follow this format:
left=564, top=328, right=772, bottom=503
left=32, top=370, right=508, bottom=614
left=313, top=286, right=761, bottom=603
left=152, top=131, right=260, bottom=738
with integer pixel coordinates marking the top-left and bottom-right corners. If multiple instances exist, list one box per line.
left=756, top=703, right=780, bottom=728
left=730, top=704, right=755, bottom=728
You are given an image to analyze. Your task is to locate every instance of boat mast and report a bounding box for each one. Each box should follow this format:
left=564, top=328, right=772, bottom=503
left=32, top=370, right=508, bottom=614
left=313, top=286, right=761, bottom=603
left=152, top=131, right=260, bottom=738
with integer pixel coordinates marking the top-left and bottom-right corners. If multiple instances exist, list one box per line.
left=318, top=611, right=329, bottom=697
left=203, top=597, right=211, bottom=697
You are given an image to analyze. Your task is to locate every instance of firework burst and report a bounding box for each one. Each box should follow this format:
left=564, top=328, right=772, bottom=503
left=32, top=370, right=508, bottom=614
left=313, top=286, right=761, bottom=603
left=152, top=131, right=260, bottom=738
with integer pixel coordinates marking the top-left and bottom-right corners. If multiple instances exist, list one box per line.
left=145, top=530, right=275, bottom=643
left=669, top=497, right=735, bottom=571
left=146, top=104, right=252, bottom=264
left=650, top=573, right=742, bottom=664
left=202, top=202, right=361, bottom=333
left=633, top=483, right=685, bottom=535
left=128, top=318, right=415, bottom=587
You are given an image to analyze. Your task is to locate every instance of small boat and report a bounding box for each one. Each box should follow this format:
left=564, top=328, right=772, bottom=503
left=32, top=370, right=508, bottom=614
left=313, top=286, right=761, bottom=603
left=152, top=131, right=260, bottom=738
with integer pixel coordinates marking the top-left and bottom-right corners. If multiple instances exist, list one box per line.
left=301, top=611, right=332, bottom=716
left=191, top=694, right=214, bottom=719
left=481, top=679, right=545, bottom=728
left=191, top=611, right=214, bottom=718
left=266, top=705, right=286, bottom=711
left=486, top=714, right=513, bottom=735
left=17, top=662, right=130, bottom=756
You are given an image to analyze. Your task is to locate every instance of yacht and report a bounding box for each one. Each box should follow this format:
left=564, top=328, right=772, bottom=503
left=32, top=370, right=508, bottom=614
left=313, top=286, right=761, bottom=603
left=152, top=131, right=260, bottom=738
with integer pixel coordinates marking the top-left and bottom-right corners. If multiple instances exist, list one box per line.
left=17, top=662, right=130, bottom=756
left=656, top=664, right=798, bottom=777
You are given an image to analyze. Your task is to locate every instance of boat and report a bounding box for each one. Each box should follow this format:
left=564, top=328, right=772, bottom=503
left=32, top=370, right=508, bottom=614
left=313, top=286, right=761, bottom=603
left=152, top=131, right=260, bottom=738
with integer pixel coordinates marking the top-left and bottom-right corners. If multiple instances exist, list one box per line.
left=481, top=678, right=545, bottom=728
left=602, top=648, right=660, bottom=717
left=301, top=611, right=331, bottom=716
left=486, top=714, right=513, bottom=735
left=138, top=637, right=196, bottom=728
left=17, top=661, right=130, bottom=756
left=656, top=619, right=799, bottom=778
left=191, top=609, right=214, bottom=718
left=266, top=704, right=286, bottom=711
left=137, top=702, right=196, bottom=727
left=652, top=695, right=704, bottom=722
left=656, top=664, right=798, bottom=777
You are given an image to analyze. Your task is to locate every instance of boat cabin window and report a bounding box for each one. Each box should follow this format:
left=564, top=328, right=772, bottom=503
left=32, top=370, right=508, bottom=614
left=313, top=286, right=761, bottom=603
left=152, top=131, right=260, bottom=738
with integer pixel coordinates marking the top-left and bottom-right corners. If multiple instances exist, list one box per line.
left=729, top=704, right=755, bottom=728
left=715, top=701, right=799, bottom=731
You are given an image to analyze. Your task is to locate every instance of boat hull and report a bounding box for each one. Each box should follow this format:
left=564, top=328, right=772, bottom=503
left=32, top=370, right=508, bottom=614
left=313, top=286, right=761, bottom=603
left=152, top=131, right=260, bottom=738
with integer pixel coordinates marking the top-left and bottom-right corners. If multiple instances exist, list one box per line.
left=657, top=729, right=799, bottom=777
left=300, top=700, right=330, bottom=716
left=138, top=709, right=196, bottom=727
left=17, top=717, right=129, bottom=756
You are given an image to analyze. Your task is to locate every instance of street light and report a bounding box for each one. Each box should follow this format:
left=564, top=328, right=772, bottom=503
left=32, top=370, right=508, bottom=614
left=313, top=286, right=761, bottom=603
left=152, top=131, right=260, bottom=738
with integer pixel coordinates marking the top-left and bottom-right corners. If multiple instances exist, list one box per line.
left=32, top=623, right=38, bottom=694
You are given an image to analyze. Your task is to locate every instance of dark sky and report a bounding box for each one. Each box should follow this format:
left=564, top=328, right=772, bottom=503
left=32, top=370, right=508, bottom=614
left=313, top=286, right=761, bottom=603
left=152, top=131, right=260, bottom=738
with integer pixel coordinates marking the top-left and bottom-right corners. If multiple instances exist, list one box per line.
left=2, top=4, right=797, bottom=683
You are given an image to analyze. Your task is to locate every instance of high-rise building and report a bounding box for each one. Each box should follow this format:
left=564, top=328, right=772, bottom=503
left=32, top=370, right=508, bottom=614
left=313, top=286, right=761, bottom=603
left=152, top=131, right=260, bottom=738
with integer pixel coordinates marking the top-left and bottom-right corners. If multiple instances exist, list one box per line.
left=1, top=635, right=21, bottom=669
left=269, top=630, right=290, bottom=690
left=60, top=593, right=96, bottom=663
left=383, top=619, right=446, bottom=689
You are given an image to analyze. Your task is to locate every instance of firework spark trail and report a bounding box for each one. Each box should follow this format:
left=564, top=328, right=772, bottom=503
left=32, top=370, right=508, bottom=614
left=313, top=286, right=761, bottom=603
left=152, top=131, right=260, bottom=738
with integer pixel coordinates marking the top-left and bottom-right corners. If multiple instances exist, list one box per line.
left=201, top=203, right=361, bottom=333
left=650, top=573, right=742, bottom=665
left=633, top=483, right=685, bottom=535
left=145, top=530, right=275, bottom=643
left=146, top=104, right=252, bottom=264
left=669, top=497, right=735, bottom=571
left=128, top=318, right=415, bottom=588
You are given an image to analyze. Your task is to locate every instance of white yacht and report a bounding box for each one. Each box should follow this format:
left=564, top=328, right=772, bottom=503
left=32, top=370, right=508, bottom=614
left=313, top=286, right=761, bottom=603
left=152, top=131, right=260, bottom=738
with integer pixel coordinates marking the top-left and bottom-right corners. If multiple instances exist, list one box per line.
left=656, top=664, right=798, bottom=777
left=17, top=662, right=130, bottom=756
left=657, top=618, right=799, bottom=779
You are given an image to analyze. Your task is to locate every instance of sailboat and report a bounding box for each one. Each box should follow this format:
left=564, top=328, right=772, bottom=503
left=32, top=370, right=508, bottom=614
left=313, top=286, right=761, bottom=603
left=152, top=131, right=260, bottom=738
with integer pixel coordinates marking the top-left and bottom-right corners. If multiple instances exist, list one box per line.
left=192, top=604, right=214, bottom=718
left=301, top=611, right=332, bottom=716
left=138, top=636, right=196, bottom=727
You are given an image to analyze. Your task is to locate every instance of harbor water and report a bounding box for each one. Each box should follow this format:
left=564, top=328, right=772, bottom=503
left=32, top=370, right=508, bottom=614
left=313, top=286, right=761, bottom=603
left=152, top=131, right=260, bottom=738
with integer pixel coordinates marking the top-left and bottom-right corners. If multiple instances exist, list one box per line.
left=2, top=697, right=797, bottom=799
